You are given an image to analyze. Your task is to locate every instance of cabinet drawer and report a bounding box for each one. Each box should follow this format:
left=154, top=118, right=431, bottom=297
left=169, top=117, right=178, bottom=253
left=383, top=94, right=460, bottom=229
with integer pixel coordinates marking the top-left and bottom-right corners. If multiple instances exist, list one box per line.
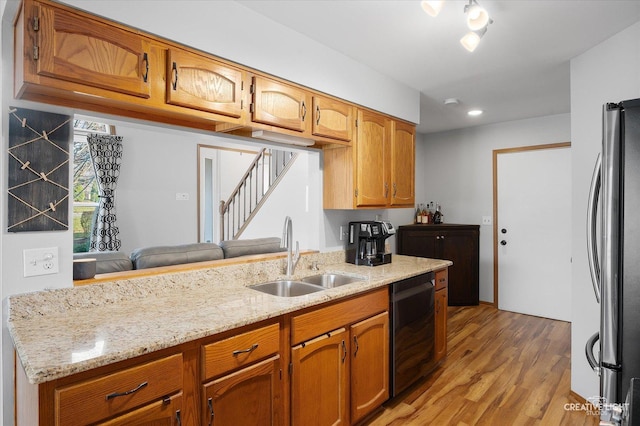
left=435, top=268, right=448, bottom=291
left=202, top=322, right=280, bottom=380
left=55, top=353, right=183, bottom=426
left=291, top=288, right=388, bottom=346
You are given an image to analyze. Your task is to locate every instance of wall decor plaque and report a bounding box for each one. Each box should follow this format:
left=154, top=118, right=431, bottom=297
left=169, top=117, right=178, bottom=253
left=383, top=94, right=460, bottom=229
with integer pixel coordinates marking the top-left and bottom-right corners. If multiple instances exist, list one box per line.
left=7, top=107, right=71, bottom=232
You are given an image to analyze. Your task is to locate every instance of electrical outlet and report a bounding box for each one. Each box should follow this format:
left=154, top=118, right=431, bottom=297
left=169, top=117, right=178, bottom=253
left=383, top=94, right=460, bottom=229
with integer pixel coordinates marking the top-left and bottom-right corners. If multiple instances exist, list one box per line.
left=482, top=216, right=492, bottom=225
left=339, top=225, right=345, bottom=241
left=24, top=247, right=59, bottom=277
left=175, top=193, right=189, bottom=201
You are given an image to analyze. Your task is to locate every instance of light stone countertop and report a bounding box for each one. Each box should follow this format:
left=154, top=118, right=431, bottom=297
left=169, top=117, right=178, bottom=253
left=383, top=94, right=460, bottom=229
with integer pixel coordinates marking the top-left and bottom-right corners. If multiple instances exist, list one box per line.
left=7, top=252, right=451, bottom=385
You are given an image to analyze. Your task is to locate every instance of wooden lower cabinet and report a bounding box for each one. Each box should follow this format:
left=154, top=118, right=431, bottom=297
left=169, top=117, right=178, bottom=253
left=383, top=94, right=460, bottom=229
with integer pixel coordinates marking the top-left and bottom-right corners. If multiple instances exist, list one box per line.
left=203, top=356, right=281, bottom=426
left=16, top=291, right=397, bottom=425
left=290, top=288, right=390, bottom=425
left=291, top=329, right=349, bottom=426
left=434, top=269, right=449, bottom=363
left=350, top=312, right=389, bottom=424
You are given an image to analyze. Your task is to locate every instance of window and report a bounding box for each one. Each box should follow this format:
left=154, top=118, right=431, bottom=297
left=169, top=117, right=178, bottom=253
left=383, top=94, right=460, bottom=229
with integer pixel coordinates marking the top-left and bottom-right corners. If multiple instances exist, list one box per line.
left=72, top=118, right=115, bottom=253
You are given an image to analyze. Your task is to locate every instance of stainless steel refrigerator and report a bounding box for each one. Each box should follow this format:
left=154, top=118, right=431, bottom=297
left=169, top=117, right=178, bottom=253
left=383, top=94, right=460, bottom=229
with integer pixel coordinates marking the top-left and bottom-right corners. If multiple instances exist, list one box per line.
left=586, top=99, right=640, bottom=425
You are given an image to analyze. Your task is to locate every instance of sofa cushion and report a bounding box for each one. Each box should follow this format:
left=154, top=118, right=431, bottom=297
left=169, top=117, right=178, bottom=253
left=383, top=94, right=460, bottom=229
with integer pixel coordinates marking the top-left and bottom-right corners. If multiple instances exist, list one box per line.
left=73, top=251, right=133, bottom=274
left=130, top=243, right=224, bottom=269
left=220, top=237, right=284, bottom=259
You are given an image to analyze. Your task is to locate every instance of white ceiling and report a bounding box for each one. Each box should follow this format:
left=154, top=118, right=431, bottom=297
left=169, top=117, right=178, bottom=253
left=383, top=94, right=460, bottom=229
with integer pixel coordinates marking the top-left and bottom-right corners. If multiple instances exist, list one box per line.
left=237, top=0, right=640, bottom=134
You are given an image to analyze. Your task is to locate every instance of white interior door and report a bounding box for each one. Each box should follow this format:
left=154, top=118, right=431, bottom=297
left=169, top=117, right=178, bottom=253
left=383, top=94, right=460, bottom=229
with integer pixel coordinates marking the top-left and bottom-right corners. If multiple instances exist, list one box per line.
left=497, top=145, right=572, bottom=321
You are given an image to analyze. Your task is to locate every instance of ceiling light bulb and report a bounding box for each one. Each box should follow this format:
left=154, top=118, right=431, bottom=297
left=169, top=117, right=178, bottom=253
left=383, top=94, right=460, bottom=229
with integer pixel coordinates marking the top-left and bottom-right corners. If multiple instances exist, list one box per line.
left=466, top=4, right=490, bottom=30
left=460, top=32, right=481, bottom=52
left=421, top=0, right=444, bottom=17
left=468, top=109, right=483, bottom=116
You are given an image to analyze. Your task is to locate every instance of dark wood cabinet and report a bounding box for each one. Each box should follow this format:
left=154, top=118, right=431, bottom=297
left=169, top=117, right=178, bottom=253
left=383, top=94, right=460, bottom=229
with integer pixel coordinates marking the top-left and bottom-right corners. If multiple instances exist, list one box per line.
left=397, top=224, right=480, bottom=306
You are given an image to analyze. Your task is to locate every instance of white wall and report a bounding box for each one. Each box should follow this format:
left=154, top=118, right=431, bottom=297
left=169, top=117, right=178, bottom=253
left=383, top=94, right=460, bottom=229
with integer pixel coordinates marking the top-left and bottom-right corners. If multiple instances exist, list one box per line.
left=417, top=114, right=571, bottom=303
left=569, top=20, right=640, bottom=400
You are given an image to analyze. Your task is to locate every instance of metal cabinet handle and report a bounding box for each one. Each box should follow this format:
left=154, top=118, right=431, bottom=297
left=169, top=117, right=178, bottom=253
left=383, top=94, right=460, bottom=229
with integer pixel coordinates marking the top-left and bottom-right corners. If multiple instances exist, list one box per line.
left=393, top=183, right=397, bottom=197
left=233, top=343, right=258, bottom=356
left=207, top=397, right=214, bottom=426
left=142, top=52, right=149, bottom=83
left=105, top=381, right=148, bottom=400
left=176, top=409, right=182, bottom=426
left=171, top=62, right=178, bottom=91
left=301, top=101, right=307, bottom=121
left=384, top=182, right=389, bottom=198
left=316, top=105, right=321, bottom=125
left=353, top=335, right=359, bottom=357
left=341, top=340, right=347, bottom=363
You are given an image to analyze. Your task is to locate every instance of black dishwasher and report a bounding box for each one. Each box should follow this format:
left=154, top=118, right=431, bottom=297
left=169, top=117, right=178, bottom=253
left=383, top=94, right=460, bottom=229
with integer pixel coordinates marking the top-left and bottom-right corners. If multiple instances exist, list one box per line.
left=389, top=272, right=435, bottom=397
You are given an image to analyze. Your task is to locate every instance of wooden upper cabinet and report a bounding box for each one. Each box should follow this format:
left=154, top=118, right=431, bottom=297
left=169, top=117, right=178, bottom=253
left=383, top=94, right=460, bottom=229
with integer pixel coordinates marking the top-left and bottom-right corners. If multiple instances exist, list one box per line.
left=165, top=48, right=244, bottom=118
left=355, top=110, right=391, bottom=207
left=250, top=76, right=311, bottom=133
left=390, top=120, right=415, bottom=206
left=312, top=95, right=353, bottom=142
left=34, top=1, right=151, bottom=98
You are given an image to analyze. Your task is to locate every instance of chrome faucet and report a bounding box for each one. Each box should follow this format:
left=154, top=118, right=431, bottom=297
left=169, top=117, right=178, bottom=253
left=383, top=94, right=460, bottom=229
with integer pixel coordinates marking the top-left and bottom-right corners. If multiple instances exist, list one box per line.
left=282, top=216, right=300, bottom=277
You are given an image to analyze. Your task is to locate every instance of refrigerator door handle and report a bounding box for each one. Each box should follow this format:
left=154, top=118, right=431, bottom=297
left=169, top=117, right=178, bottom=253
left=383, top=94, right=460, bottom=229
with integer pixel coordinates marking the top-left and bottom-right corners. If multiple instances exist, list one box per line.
left=587, top=153, right=602, bottom=303
left=586, top=331, right=601, bottom=374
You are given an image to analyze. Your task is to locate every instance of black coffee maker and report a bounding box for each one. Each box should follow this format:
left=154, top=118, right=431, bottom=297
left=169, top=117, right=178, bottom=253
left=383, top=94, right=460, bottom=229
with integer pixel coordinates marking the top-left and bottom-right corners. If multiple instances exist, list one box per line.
left=346, top=221, right=395, bottom=266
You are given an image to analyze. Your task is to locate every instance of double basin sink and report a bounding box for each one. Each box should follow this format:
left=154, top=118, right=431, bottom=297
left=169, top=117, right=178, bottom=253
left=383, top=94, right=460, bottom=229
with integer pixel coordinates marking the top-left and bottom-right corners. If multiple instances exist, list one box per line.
left=249, top=273, right=364, bottom=297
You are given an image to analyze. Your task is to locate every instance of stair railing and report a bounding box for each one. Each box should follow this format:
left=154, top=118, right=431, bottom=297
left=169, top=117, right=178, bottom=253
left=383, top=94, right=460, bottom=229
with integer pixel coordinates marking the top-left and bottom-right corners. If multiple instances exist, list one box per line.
left=219, top=148, right=297, bottom=241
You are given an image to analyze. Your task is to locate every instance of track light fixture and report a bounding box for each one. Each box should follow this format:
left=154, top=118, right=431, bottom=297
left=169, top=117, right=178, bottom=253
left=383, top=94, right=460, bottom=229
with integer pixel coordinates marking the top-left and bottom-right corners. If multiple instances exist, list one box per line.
left=461, top=0, right=493, bottom=52
left=421, top=0, right=493, bottom=53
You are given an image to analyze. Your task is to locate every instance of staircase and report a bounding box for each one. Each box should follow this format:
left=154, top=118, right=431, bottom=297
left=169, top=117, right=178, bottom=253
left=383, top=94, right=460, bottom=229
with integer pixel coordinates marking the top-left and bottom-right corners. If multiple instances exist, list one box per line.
left=219, top=148, right=297, bottom=241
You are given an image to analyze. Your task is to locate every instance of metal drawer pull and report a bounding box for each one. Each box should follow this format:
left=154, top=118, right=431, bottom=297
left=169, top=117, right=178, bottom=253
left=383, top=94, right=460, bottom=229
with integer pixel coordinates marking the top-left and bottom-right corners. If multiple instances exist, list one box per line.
left=105, top=381, right=148, bottom=400
left=233, top=343, right=258, bottom=356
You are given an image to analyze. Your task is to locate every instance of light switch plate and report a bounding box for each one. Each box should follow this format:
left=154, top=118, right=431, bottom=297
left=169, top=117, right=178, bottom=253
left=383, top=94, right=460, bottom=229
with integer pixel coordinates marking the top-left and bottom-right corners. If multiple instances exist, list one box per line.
left=24, top=247, right=59, bottom=277
left=482, top=216, right=492, bottom=225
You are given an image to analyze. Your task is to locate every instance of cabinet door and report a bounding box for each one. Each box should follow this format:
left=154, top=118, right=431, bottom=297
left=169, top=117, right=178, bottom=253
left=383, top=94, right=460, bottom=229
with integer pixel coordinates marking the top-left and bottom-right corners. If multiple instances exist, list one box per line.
left=98, top=393, right=182, bottom=426
left=390, top=121, right=415, bottom=206
left=166, top=48, right=244, bottom=118
left=35, top=2, right=151, bottom=98
left=355, top=110, right=390, bottom=207
left=434, top=289, right=448, bottom=363
left=397, top=230, right=438, bottom=258
left=312, top=95, right=353, bottom=142
left=350, top=312, right=389, bottom=424
left=251, top=76, right=311, bottom=132
left=291, top=329, right=348, bottom=426
left=441, top=230, right=479, bottom=305
left=203, top=356, right=282, bottom=426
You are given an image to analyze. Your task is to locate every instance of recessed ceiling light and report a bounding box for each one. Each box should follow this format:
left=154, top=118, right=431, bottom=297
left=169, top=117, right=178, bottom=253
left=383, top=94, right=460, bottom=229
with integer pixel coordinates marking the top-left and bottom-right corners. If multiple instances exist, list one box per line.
left=468, top=109, right=483, bottom=116
left=444, top=98, right=460, bottom=106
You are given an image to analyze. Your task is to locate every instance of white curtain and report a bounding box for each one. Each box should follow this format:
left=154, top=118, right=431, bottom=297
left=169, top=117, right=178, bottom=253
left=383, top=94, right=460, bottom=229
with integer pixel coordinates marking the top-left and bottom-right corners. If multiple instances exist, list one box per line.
left=87, top=133, right=123, bottom=251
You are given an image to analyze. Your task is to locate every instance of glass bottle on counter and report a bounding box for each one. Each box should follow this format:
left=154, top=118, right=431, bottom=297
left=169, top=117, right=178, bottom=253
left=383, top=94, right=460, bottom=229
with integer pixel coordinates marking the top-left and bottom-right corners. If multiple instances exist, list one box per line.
left=433, top=204, right=443, bottom=224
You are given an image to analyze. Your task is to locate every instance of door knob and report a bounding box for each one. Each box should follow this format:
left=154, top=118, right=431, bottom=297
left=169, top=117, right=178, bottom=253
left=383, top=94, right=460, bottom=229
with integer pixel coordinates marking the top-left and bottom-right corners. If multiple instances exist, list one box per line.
left=500, top=240, right=507, bottom=246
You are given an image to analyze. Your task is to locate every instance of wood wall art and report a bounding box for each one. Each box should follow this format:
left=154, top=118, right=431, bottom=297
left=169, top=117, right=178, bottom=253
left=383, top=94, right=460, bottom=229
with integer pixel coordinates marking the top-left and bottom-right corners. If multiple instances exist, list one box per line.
left=7, top=107, right=72, bottom=232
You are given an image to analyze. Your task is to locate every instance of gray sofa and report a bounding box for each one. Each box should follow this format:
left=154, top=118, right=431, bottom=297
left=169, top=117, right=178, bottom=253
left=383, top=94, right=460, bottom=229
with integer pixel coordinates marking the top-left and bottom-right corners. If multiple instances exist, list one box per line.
left=73, top=237, right=284, bottom=276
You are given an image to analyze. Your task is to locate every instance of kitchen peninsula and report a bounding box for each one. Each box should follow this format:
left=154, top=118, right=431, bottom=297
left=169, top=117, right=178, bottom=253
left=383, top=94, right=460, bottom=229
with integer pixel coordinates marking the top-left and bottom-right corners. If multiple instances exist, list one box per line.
left=9, top=252, right=450, bottom=425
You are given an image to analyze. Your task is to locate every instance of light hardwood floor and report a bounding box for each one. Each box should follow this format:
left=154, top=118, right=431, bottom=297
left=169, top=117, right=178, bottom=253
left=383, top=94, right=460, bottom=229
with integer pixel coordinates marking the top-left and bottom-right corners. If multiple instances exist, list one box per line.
left=366, top=304, right=599, bottom=425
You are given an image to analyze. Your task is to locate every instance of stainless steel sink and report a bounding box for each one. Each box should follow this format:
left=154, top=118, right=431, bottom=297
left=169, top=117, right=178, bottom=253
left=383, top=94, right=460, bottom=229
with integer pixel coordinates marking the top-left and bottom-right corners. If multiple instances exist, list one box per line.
left=249, top=280, right=325, bottom=297
left=300, top=273, right=363, bottom=288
